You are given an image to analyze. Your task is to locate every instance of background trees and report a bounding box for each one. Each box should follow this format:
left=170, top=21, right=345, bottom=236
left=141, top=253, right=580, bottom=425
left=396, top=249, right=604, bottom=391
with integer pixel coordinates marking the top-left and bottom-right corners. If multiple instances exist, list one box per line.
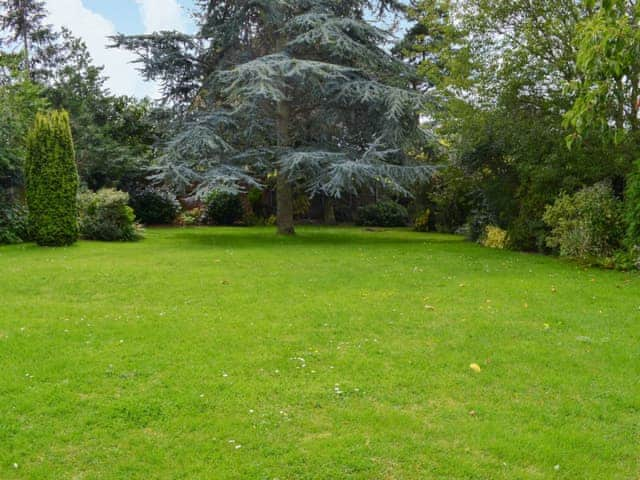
left=45, top=29, right=158, bottom=191
left=114, top=0, right=433, bottom=235
left=0, top=51, right=46, bottom=196
left=398, top=0, right=639, bottom=264
left=0, top=0, right=638, bottom=265
left=0, top=0, right=57, bottom=79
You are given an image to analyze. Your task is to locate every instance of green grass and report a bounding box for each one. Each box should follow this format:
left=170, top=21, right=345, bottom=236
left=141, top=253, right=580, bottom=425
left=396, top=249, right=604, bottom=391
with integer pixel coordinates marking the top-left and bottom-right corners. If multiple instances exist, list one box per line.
left=1, top=227, right=639, bottom=479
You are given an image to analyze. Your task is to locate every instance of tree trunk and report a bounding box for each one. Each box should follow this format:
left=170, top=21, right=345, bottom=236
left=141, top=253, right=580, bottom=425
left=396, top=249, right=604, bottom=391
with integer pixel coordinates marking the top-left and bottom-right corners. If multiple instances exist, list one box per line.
left=276, top=174, right=295, bottom=235
left=20, top=1, right=31, bottom=79
left=276, top=100, right=295, bottom=235
left=323, top=197, right=337, bottom=225
left=23, top=34, right=31, bottom=78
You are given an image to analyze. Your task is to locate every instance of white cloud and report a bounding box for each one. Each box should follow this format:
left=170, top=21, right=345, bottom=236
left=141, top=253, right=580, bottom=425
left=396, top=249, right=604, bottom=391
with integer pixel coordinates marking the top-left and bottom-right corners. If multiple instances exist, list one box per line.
left=135, top=0, right=189, bottom=33
left=44, top=0, right=153, bottom=98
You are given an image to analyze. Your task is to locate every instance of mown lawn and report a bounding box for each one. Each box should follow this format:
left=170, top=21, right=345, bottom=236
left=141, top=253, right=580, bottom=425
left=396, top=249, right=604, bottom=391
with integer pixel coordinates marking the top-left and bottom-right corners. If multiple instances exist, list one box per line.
left=0, top=227, right=638, bottom=479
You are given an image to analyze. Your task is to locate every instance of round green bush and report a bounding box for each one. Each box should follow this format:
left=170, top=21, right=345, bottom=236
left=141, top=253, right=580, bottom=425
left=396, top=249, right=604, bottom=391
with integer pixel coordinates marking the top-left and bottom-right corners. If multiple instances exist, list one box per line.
left=356, top=201, right=409, bottom=227
left=129, top=187, right=180, bottom=225
left=79, top=189, right=142, bottom=241
left=204, top=191, right=244, bottom=226
left=543, top=182, right=624, bottom=260
left=25, top=110, right=79, bottom=246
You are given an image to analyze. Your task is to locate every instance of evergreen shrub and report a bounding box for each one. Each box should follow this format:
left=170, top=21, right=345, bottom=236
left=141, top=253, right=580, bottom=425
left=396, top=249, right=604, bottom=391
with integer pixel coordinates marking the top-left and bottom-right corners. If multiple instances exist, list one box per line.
left=129, top=187, right=180, bottom=225
left=25, top=111, right=79, bottom=246
left=204, top=191, right=244, bottom=226
left=357, top=201, right=409, bottom=227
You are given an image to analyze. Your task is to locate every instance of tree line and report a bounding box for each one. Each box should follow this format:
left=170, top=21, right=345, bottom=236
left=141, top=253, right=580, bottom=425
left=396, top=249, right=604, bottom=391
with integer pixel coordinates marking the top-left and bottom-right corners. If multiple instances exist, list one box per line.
left=1, top=0, right=639, bottom=266
left=397, top=0, right=639, bottom=265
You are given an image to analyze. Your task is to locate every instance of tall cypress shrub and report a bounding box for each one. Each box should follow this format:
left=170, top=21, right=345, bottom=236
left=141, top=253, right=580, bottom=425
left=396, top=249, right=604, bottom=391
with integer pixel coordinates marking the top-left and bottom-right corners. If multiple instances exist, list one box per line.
left=25, top=110, right=79, bottom=246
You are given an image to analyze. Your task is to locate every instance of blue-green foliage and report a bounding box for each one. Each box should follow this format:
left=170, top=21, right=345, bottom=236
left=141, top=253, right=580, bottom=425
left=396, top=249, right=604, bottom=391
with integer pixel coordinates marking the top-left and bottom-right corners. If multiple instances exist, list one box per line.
left=113, top=0, right=434, bottom=202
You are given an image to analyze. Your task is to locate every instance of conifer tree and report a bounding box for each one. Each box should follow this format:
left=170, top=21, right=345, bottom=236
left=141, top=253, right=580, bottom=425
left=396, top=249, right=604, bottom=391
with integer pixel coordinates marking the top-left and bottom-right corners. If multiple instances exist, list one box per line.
left=0, top=0, right=57, bottom=79
left=114, top=0, right=433, bottom=234
left=25, top=110, right=79, bottom=246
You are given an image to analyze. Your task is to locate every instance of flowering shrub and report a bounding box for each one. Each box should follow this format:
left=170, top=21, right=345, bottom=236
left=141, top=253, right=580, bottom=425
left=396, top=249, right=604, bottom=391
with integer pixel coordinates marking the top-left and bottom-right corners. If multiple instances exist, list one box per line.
left=177, top=207, right=204, bottom=227
left=79, top=189, right=142, bottom=241
left=413, top=209, right=431, bottom=232
left=482, top=225, right=508, bottom=249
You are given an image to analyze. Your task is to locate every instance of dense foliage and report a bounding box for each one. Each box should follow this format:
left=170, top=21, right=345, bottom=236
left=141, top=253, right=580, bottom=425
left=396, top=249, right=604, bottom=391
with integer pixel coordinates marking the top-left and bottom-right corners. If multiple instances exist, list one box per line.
left=0, top=0, right=639, bottom=268
left=113, top=0, right=434, bottom=235
left=481, top=225, right=508, bottom=250
left=624, top=160, right=640, bottom=249
left=394, top=0, right=640, bottom=267
left=78, top=188, right=141, bottom=241
left=1, top=2, right=161, bottom=203
left=543, top=183, right=624, bottom=262
left=129, top=187, right=180, bottom=225
left=0, top=52, right=47, bottom=193
left=357, top=200, right=408, bottom=227
left=45, top=30, right=158, bottom=190
left=25, top=110, right=79, bottom=246
left=0, top=0, right=57, bottom=79
left=0, top=197, right=28, bottom=244
left=204, top=191, right=244, bottom=226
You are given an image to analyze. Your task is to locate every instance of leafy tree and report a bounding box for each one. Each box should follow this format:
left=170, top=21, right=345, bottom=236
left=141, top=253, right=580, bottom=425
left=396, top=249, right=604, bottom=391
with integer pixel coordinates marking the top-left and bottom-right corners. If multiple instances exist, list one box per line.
left=565, top=1, right=640, bottom=163
left=0, top=51, right=47, bottom=194
left=46, top=29, right=158, bottom=190
left=400, top=0, right=624, bottom=251
left=113, top=0, right=433, bottom=235
left=394, top=0, right=472, bottom=94
left=25, top=110, right=79, bottom=246
left=0, top=0, right=57, bottom=79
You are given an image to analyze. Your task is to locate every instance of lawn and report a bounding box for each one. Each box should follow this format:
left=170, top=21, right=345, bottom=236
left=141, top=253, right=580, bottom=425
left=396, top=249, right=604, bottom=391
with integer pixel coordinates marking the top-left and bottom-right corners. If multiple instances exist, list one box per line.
left=0, top=227, right=638, bottom=479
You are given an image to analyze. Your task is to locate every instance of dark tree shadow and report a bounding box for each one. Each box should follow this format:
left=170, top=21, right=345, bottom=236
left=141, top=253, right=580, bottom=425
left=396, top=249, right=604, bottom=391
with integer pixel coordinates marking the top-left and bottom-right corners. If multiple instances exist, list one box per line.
left=158, top=226, right=465, bottom=250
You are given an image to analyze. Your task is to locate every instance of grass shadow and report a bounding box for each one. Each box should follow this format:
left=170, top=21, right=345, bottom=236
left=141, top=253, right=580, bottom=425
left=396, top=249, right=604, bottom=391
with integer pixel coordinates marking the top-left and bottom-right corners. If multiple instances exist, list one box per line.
left=157, top=226, right=465, bottom=250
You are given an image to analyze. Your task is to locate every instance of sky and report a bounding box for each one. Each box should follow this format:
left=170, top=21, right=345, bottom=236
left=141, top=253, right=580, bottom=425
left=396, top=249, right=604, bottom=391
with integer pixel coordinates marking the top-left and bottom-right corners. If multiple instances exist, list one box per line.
left=43, top=0, right=197, bottom=98
left=41, top=1, right=408, bottom=99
